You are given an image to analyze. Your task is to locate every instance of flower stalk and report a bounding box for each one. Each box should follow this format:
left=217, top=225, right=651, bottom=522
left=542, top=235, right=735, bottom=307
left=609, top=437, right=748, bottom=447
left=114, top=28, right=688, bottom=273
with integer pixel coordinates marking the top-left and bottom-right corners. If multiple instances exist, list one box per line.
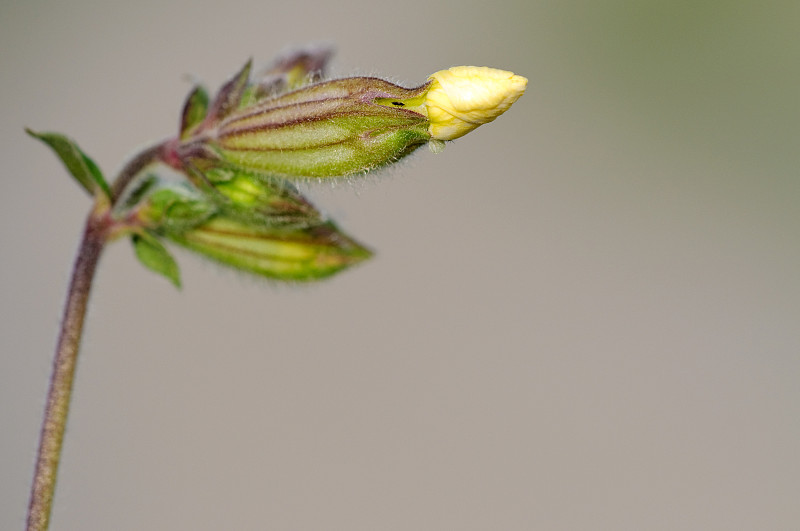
left=26, top=205, right=109, bottom=531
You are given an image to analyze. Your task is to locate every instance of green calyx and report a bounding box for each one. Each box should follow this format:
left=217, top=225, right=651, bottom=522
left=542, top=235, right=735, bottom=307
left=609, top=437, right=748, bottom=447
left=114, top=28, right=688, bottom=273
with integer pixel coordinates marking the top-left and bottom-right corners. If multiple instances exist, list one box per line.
left=131, top=170, right=371, bottom=283
left=169, top=216, right=371, bottom=281
left=216, top=120, right=431, bottom=179
left=178, top=74, right=433, bottom=179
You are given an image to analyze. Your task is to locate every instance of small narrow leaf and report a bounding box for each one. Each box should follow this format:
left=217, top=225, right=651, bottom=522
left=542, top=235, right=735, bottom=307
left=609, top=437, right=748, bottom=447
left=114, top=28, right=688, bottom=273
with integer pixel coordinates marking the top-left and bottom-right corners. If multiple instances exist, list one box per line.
left=180, top=85, right=210, bottom=139
left=268, top=45, right=333, bottom=85
left=208, top=59, right=252, bottom=121
left=132, top=232, right=182, bottom=288
left=254, top=45, right=334, bottom=98
left=81, top=153, right=107, bottom=194
left=26, top=129, right=111, bottom=197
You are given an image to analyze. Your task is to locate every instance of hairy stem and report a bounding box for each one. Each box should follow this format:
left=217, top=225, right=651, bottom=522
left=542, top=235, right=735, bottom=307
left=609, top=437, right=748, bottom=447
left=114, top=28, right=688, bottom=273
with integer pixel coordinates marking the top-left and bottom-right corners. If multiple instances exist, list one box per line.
left=110, top=141, right=170, bottom=200
left=26, top=210, right=107, bottom=531
left=27, top=142, right=167, bottom=531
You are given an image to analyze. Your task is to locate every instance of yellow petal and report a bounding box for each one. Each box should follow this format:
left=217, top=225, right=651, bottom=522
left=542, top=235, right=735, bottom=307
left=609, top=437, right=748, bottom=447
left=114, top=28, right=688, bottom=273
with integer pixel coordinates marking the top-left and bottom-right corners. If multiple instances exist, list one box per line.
left=425, top=66, right=527, bottom=141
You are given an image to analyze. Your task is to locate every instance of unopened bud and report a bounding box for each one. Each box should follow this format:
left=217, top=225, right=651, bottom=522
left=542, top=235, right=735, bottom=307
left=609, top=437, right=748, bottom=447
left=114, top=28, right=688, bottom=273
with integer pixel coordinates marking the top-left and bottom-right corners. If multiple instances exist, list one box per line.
left=423, top=66, right=527, bottom=141
left=132, top=172, right=370, bottom=281
left=170, top=217, right=371, bottom=281
left=172, top=60, right=527, bottom=180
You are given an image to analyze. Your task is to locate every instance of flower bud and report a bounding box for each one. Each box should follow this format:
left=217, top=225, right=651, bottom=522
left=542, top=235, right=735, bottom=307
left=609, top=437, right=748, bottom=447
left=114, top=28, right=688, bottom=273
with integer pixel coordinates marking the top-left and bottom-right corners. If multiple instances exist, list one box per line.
left=172, top=59, right=527, bottom=180
left=423, top=66, right=527, bottom=141
left=169, top=216, right=371, bottom=281
left=131, top=172, right=371, bottom=281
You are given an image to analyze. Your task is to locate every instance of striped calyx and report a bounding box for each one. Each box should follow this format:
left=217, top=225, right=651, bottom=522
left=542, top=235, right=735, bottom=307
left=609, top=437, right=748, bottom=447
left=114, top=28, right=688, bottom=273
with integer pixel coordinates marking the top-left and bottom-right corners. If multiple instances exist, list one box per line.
left=178, top=73, right=432, bottom=179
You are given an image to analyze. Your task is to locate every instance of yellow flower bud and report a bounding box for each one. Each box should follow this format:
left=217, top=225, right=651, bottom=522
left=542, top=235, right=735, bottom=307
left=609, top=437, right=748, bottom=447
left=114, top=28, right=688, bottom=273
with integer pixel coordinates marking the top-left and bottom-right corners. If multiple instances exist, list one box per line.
left=424, top=66, right=528, bottom=141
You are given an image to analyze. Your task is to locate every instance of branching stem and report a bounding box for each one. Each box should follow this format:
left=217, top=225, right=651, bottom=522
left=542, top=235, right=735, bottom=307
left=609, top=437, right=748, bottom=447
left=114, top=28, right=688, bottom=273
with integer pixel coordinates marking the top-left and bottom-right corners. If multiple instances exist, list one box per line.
left=110, top=141, right=170, bottom=200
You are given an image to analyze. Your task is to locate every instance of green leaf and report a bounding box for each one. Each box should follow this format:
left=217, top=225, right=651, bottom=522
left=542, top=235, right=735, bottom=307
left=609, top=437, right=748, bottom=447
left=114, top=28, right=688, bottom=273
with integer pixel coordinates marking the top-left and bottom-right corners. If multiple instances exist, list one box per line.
left=180, top=85, right=209, bottom=139
left=132, top=232, right=182, bottom=288
left=26, top=129, right=111, bottom=197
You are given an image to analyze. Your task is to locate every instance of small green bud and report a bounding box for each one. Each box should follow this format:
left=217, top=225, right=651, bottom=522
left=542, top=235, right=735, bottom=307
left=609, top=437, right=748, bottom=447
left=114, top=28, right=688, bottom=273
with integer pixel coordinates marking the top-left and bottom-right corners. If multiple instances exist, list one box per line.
left=130, top=171, right=369, bottom=282
left=206, top=167, right=322, bottom=227
left=135, top=181, right=217, bottom=233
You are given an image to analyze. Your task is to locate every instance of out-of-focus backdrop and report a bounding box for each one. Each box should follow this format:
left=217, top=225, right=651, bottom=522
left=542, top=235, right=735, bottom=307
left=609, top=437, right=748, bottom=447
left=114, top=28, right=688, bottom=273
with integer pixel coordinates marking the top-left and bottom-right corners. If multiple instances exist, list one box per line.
left=2, top=1, right=798, bottom=529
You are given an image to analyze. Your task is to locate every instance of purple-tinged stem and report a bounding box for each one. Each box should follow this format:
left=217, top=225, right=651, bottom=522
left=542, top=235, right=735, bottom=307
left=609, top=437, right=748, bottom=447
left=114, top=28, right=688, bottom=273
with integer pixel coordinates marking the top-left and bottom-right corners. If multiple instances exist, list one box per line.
left=26, top=210, right=107, bottom=531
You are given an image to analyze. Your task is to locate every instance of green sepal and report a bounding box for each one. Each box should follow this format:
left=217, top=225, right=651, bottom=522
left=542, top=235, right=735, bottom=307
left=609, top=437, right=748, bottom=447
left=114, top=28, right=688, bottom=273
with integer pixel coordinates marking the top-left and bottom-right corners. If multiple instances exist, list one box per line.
left=168, top=216, right=372, bottom=282
left=238, top=85, right=259, bottom=110
left=132, top=231, right=182, bottom=288
left=253, top=45, right=334, bottom=99
left=209, top=59, right=252, bottom=121
left=205, top=167, right=322, bottom=227
left=138, top=182, right=217, bottom=234
left=26, top=129, right=111, bottom=198
left=180, top=85, right=210, bottom=139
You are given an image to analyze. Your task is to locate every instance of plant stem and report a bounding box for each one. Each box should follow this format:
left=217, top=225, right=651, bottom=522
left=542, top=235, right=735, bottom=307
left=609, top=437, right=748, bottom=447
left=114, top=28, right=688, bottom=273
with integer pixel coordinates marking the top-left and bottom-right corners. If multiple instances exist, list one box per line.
left=26, top=142, right=167, bottom=531
left=110, top=141, right=170, bottom=200
left=26, top=210, right=108, bottom=531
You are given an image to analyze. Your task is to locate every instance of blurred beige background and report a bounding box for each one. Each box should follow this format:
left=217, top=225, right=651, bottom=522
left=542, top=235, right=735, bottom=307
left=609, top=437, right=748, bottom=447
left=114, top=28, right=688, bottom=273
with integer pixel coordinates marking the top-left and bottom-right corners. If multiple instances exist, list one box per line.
left=2, top=1, right=799, bottom=529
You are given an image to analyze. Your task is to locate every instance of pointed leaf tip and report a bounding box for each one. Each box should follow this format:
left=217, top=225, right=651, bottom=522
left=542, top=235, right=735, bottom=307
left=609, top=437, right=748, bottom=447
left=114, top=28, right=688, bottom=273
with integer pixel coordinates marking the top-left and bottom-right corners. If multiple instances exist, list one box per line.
left=26, top=129, right=111, bottom=197
left=209, top=59, right=253, bottom=121
left=132, top=232, right=182, bottom=288
left=180, top=85, right=210, bottom=139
